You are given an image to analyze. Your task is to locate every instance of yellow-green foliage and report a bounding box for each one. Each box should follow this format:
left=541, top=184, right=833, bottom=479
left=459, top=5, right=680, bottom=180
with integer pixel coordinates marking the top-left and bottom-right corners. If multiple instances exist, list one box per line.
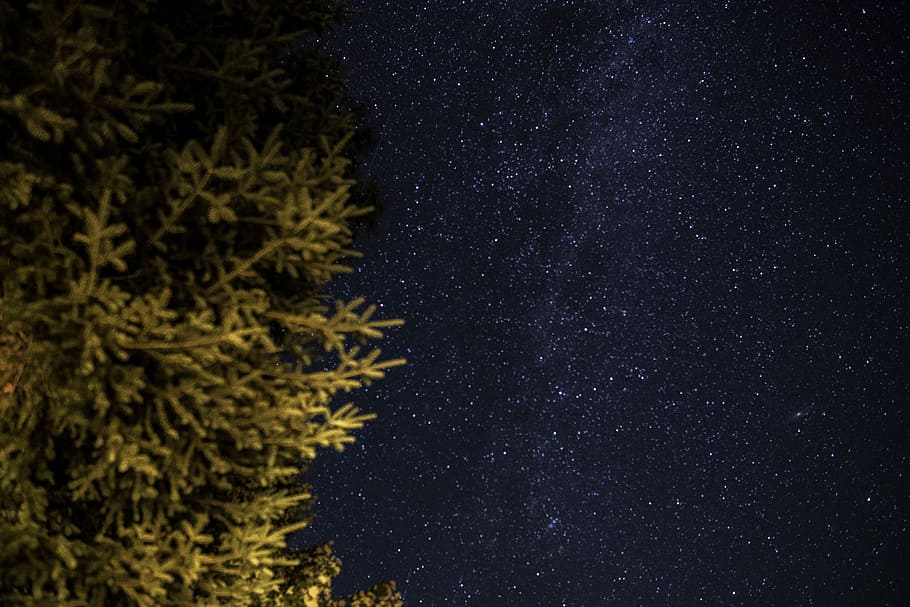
left=0, top=1, right=404, bottom=605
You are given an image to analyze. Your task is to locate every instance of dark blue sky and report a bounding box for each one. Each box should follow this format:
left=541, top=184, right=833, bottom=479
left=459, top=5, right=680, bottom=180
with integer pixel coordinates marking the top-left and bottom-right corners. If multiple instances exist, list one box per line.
left=290, top=2, right=908, bottom=605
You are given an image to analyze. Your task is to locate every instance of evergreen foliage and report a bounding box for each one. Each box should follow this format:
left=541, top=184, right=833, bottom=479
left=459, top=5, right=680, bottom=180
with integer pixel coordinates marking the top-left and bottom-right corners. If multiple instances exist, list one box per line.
left=0, top=1, right=404, bottom=605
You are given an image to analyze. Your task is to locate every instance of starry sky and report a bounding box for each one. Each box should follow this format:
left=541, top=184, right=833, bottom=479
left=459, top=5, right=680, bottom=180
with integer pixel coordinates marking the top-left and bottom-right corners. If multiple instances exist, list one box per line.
left=289, top=2, right=909, bottom=605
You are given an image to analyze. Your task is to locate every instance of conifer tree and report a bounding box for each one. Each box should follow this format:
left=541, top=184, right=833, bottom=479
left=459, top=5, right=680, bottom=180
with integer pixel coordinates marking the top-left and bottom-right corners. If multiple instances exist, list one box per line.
left=0, top=1, right=404, bottom=605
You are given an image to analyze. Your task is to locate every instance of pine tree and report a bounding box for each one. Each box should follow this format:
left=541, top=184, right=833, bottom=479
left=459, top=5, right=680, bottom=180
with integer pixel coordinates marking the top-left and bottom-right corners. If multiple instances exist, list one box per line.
left=0, top=1, right=405, bottom=605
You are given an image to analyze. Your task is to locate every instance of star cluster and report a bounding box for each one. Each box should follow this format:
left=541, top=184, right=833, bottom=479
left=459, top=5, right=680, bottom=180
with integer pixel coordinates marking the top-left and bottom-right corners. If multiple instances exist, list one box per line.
left=290, top=2, right=908, bottom=605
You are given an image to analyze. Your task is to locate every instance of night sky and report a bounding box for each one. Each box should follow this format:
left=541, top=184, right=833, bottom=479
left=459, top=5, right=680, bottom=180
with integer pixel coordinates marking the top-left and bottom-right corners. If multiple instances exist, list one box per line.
left=289, top=2, right=909, bottom=606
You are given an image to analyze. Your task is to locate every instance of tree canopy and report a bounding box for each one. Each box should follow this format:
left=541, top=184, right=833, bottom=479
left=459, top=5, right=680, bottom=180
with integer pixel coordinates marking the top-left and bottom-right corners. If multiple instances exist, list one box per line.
left=0, top=1, right=405, bottom=605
